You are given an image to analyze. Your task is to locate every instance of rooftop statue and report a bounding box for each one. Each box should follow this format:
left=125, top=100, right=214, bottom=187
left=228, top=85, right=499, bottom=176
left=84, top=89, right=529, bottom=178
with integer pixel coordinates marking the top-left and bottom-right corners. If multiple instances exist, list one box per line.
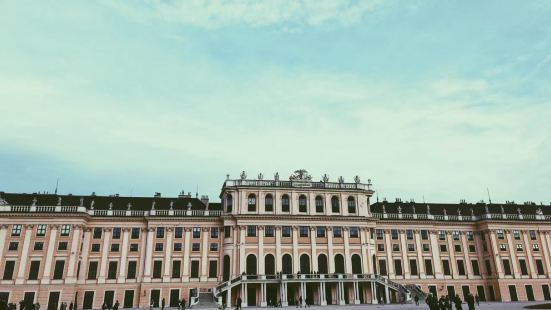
left=240, top=171, right=247, bottom=180
left=322, top=174, right=329, bottom=182
left=289, top=169, right=312, bottom=181
left=536, top=207, right=543, bottom=215
left=274, top=172, right=279, bottom=181
left=354, top=175, right=361, bottom=184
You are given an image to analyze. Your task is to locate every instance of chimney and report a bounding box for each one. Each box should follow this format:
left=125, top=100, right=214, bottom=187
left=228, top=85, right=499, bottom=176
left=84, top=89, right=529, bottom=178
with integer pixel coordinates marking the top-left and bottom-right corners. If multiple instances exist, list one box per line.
left=200, top=195, right=209, bottom=207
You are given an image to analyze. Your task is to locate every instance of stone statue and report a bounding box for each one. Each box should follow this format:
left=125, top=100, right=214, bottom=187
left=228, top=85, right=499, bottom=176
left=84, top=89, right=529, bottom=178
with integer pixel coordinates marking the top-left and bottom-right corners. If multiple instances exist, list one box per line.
left=397, top=205, right=402, bottom=214
left=322, top=174, right=329, bottom=182
left=470, top=207, right=474, bottom=216
left=109, top=202, right=113, bottom=210
left=289, top=169, right=312, bottom=181
left=517, top=207, right=522, bottom=215
left=80, top=197, right=84, bottom=207
left=536, top=207, right=543, bottom=215
left=127, top=203, right=132, bottom=211
left=412, top=205, right=416, bottom=214
left=354, top=175, right=361, bottom=184
left=257, top=173, right=263, bottom=180
left=501, top=205, right=504, bottom=214
left=274, top=172, right=279, bottom=181
left=57, top=197, right=62, bottom=206
left=151, top=201, right=156, bottom=210
left=382, top=205, right=386, bottom=214
left=240, top=171, right=247, bottom=180
left=484, top=204, right=489, bottom=214
left=90, top=200, right=95, bottom=209
left=457, top=209, right=461, bottom=216
left=32, top=197, right=37, bottom=206
left=443, top=208, right=447, bottom=216
left=170, top=201, right=174, bottom=210
left=187, top=202, right=192, bottom=211
left=338, top=176, right=344, bottom=183
left=426, top=205, right=431, bottom=215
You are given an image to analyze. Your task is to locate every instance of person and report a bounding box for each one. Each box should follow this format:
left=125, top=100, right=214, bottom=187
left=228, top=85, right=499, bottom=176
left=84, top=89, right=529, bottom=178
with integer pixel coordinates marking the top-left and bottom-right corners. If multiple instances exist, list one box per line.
left=68, top=302, right=73, bottom=310
left=454, top=294, right=462, bottom=310
left=475, top=294, right=479, bottom=306
left=298, top=296, right=303, bottom=308
left=149, top=299, right=153, bottom=310
left=161, top=298, right=165, bottom=310
left=34, top=303, right=40, bottom=310
left=444, top=296, right=450, bottom=310
left=236, top=297, right=242, bottom=310
left=113, top=300, right=119, bottom=310
left=414, top=295, right=419, bottom=306
left=102, top=303, right=108, bottom=310
left=466, top=294, right=475, bottom=310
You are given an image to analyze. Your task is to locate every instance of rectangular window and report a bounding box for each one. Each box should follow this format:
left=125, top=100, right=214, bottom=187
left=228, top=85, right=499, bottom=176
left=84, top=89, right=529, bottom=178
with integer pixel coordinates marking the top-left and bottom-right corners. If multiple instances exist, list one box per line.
left=173, top=243, right=182, bottom=252
left=530, top=230, right=537, bottom=240
left=457, top=260, right=465, bottom=276
left=156, top=227, right=165, bottom=239
left=111, top=244, right=120, bottom=252
left=536, top=259, right=545, bottom=275
left=209, top=261, right=217, bottom=278
left=153, top=261, right=162, bottom=278
left=440, top=244, right=447, bottom=252
left=91, top=244, right=101, bottom=252
left=391, top=229, right=398, bottom=240
left=442, top=260, right=451, bottom=276
left=175, top=227, right=183, bottom=238
left=349, top=227, right=359, bottom=238
left=193, top=227, right=201, bottom=238
left=438, top=231, right=446, bottom=240
left=333, top=227, right=342, bottom=238
left=472, top=260, right=480, bottom=276
left=299, top=226, right=308, bottom=237
left=87, top=261, right=98, bottom=280
left=155, top=243, right=163, bottom=251
left=130, top=244, right=139, bottom=252
left=423, top=244, right=430, bottom=252
left=247, top=226, right=257, bottom=237
left=36, top=224, right=47, bottom=237
left=11, top=224, right=22, bottom=236
left=410, top=259, right=418, bottom=276
left=406, top=229, right=413, bottom=240
left=513, top=230, right=520, bottom=240
left=2, top=260, right=15, bottom=280
left=496, top=230, right=504, bottom=239
left=93, top=227, right=102, bottom=239
left=377, top=244, right=384, bottom=251
left=421, top=230, right=428, bottom=240
left=210, top=243, right=218, bottom=251
left=452, top=231, right=460, bottom=241
left=469, top=245, right=476, bottom=252
left=224, top=226, right=231, bottom=238
left=533, top=244, right=540, bottom=251
left=172, top=260, right=181, bottom=278
left=265, top=195, right=273, bottom=212
left=112, top=227, right=121, bottom=239
left=316, top=227, right=326, bottom=238
left=315, top=198, right=323, bottom=213
left=191, top=261, right=200, bottom=278
left=392, top=244, right=400, bottom=252
left=265, top=226, right=275, bottom=237
left=503, top=259, right=512, bottom=275
left=519, top=259, right=528, bottom=276
left=466, top=231, right=473, bottom=241
left=499, top=244, right=507, bottom=251
left=131, top=228, right=140, bottom=239
left=211, top=227, right=219, bottom=239
left=53, top=260, right=65, bottom=280
left=192, top=243, right=200, bottom=251
left=408, top=244, right=415, bottom=252
left=282, top=226, right=291, bottom=237
left=516, top=244, right=524, bottom=251
left=376, top=229, right=384, bottom=240
left=127, top=261, right=137, bottom=279
left=8, top=242, right=18, bottom=251
left=454, top=244, right=462, bottom=252
left=34, top=242, right=44, bottom=251
left=60, top=224, right=71, bottom=236
left=424, top=259, right=433, bottom=276
left=28, top=261, right=40, bottom=280
left=108, top=261, right=118, bottom=280
left=378, top=260, right=387, bottom=276
left=58, top=241, right=68, bottom=251
left=394, top=259, right=403, bottom=276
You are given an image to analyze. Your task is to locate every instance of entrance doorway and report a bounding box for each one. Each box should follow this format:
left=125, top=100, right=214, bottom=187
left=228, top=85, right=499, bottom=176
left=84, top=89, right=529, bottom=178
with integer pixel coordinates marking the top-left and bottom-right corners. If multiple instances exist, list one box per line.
left=170, top=289, right=180, bottom=307
left=104, top=291, right=114, bottom=309
left=526, top=285, right=535, bottom=301
left=124, top=290, right=134, bottom=308
left=508, top=285, right=518, bottom=301
left=476, top=286, right=486, bottom=301
left=543, top=285, right=551, bottom=301
left=83, top=292, right=94, bottom=310
left=47, top=292, right=60, bottom=310
left=151, top=290, right=161, bottom=307
left=23, top=293, right=35, bottom=308
left=247, top=286, right=256, bottom=306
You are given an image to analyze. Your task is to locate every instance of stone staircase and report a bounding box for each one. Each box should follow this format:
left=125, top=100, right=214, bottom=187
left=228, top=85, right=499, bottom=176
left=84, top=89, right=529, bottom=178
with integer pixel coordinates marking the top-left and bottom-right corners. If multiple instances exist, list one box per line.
left=193, top=292, right=219, bottom=309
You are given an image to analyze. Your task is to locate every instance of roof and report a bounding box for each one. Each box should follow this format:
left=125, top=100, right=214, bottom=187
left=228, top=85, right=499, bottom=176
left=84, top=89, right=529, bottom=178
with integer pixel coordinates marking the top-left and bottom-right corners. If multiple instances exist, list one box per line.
left=0, top=192, right=222, bottom=211
left=370, top=201, right=551, bottom=216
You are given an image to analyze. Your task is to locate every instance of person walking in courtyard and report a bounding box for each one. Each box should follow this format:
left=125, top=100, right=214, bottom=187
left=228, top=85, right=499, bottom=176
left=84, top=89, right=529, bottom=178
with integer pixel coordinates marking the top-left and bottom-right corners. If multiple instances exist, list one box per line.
left=113, top=300, right=119, bottom=310
left=475, top=294, right=479, bottom=306
left=453, top=295, right=462, bottom=310
left=236, top=297, right=242, bottom=310
left=161, top=298, right=165, bottom=310
left=414, top=295, right=419, bottom=306
left=466, top=294, right=475, bottom=310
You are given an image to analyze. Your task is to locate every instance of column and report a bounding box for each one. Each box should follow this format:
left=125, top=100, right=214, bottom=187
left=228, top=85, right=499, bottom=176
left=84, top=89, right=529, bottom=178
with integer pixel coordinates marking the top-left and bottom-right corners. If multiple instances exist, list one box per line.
left=371, top=282, right=378, bottom=304
left=327, top=227, right=335, bottom=273
left=300, top=282, right=306, bottom=306
left=282, top=282, right=288, bottom=306
left=227, top=287, right=232, bottom=308
left=118, top=227, right=130, bottom=282
left=98, top=227, right=112, bottom=283
left=201, top=227, right=209, bottom=280
left=258, top=226, right=265, bottom=275
left=384, top=230, right=394, bottom=277
left=66, top=225, right=82, bottom=283
left=182, top=228, right=191, bottom=281
left=138, top=228, right=148, bottom=281
left=522, top=230, right=537, bottom=277
left=16, top=224, right=34, bottom=284
left=164, top=227, right=174, bottom=281
left=320, top=282, right=327, bottom=305
left=143, top=227, right=155, bottom=282
left=399, top=230, right=410, bottom=278
left=310, top=227, right=318, bottom=272
left=505, top=230, right=520, bottom=277
left=414, top=230, right=425, bottom=278
left=460, top=232, right=473, bottom=278
left=261, top=283, right=267, bottom=307
left=78, top=228, right=92, bottom=283
left=354, top=282, right=360, bottom=304
left=242, top=283, right=248, bottom=307
left=446, top=232, right=458, bottom=278
left=429, top=230, right=443, bottom=278
left=0, top=225, right=7, bottom=269
left=473, top=232, right=486, bottom=278
left=239, top=226, right=246, bottom=274
left=545, top=233, right=551, bottom=277
left=360, top=228, right=369, bottom=274
left=539, top=231, right=551, bottom=277
left=41, top=224, right=59, bottom=284
left=384, top=286, right=390, bottom=304
left=343, top=227, right=352, bottom=274
left=292, top=226, right=299, bottom=273
left=489, top=230, right=504, bottom=277
left=275, top=226, right=282, bottom=272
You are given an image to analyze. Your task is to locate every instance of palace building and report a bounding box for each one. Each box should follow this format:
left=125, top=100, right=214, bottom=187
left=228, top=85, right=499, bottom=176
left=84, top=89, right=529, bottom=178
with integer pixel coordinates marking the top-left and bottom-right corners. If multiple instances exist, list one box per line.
left=1, top=170, right=551, bottom=309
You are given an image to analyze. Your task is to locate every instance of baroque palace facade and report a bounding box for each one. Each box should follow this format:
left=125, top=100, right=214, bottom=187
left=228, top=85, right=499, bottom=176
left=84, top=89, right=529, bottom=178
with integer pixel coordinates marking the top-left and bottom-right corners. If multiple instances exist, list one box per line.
left=1, top=170, right=551, bottom=310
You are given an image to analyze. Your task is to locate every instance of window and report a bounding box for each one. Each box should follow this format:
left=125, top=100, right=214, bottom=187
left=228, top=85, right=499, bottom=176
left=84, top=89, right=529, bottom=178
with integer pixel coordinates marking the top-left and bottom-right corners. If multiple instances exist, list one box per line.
left=155, top=243, right=163, bottom=251
left=299, top=195, right=307, bottom=212
left=496, top=230, right=504, bottom=239
left=410, top=259, right=418, bottom=276
left=173, top=243, right=182, bottom=252
left=424, top=259, right=433, bottom=276
left=392, top=244, right=400, bottom=252
left=224, top=226, right=231, bottom=238
left=193, top=227, right=201, bottom=238
left=421, top=230, right=428, bottom=240
left=331, top=196, right=340, bottom=213
left=248, top=194, right=256, bottom=212
left=282, top=226, right=291, bottom=237
left=469, top=245, right=476, bottom=252
left=192, top=243, right=200, bottom=251
left=34, top=242, right=44, bottom=251
left=333, top=227, right=342, bottom=238
left=91, top=244, right=100, bottom=252
left=247, top=226, right=257, bottom=237
left=438, top=231, right=446, bottom=240
left=472, top=260, right=480, bottom=276
left=499, top=244, right=507, bottom=251
left=93, top=227, right=102, bottom=239
left=485, top=260, right=492, bottom=275
left=265, top=194, right=273, bottom=212
left=316, top=227, right=326, bottom=238
left=513, top=230, right=520, bottom=240
left=452, top=231, right=460, bottom=241
left=265, top=226, right=275, bottom=237
left=394, top=259, right=403, bottom=276
left=519, top=259, right=528, bottom=276
left=27, top=261, right=39, bottom=280
left=172, top=260, right=181, bottom=278
left=536, top=259, right=545, bottom=275
left=131, top=228, right=140, bottom=239
left=107, top=261, right=118, bottom=279
left=130, top=244, right=139, bottom=252
left=87, top=261, right=98, bottom=280
left=442, top=260, right=451, bottom=276
left=454, top=244, right=462, bottom=253
left=457, top=260, right=465, bottom=276
left=377, top=244, right=385, bottom=251
left=315, top=196, right=324, bottom=213
left=349, top=227, right=359, bottom=238
left=11, top=225, right=22, bottom=236
left=503, top=259, right=512, bottom=275
left=36, top=224, right=47, bottom=237
left=299, top=226, right=309, bottom=237
left=408, top=244, right=415, bottom=252
left=191, top=261, right=200, bottom=278
left=127, top=261, right=137, bottom=279
left=422, top=244, right=430, bottom=252
left=153, top=261, right=162, bottom=279
left=209, top=261, right=217, bottom=278
left=440, top=244, right=447, bottom=252
left=347, top=196, right=356, bottom=213
left=156, top=227, right=165, bottom=238
left=3, top=261, right=15, bottom=280
left=378, top=260, right=387, bottom=276
left=530, top=230, right=537, bottom=240
left=376, top=229, right=384, bottom=240
left=111, top=244, right=120, bottom=252
left=175, top=227, right=183, bottom=238
left=466, top=231, right=473, bottom=241
left=406, top=229, right=413, bottom=240
left=210, top=243, right=218, bottom=251
left=58, top=241, right=68, bottom=251
left=211, top=227, right=219, bottom=238
left=60, top=224, right=71, bottom=236
left=391, top=229, right=398, bottom=240
left=112, top=227, right=121, bottom=239
left=226, top=194, right=233, bottom=213
left=533, top=244, right=540, bottom=252
left=516, top=244, right=524, bottom=251
left=281, top=195, right=290, bottom=212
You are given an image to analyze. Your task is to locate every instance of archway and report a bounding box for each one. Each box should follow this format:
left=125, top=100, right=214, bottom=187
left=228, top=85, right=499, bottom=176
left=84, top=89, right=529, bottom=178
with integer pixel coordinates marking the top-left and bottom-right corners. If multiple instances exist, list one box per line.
left=300, top=254, right=311, bottom=274
left=282, top=254, right=293, bottom=274
left=317, top=254, right=328, bottom=274
left=334, top=254, right=345, bottom=273
left=223, top=255, right=231, bottom=281
left=351, top=254, right=362, bottom=274
left=265, top=254, right=275, bottom=275
left=246, top=254, right=257, bottom=275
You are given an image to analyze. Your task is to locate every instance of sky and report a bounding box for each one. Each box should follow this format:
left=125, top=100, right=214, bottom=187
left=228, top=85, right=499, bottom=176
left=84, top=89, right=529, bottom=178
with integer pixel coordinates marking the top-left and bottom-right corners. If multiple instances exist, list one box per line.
left=1, top=0, right=550, bottom=204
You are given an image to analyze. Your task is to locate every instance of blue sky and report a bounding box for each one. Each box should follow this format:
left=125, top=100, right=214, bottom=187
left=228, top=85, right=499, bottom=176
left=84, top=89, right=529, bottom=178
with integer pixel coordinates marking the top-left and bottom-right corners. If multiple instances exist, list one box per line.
left=1, top=0, right=550, bottom=204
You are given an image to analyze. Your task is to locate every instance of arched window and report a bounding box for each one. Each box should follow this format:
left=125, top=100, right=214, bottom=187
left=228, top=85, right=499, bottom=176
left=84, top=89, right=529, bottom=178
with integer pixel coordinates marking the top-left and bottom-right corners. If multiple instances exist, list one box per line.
left=265, top=194, right=273, bottom=212
left=248, top=194, right=256, bottom=212
left=246, top=254, right=257, bottom=275
left=299, top=195, right=307, bottom=213
left=317, top=254, right=328, bottom=274
left=331, top=196, right=340, bottom=213
left=281, top=194, right=290, bottom=212
left=300, top=254, right=311, bottom=273
left=351, top=254, right=362, bottom=274
left=223, top=255, right=231, bottom=281
left=334, top=254, right=345, bottom=274
left=265, top=254, right=275, bottom=275
left=315, top=196, right=324, bottom=213
left=282, top=254, right=293, bottom=274
left=226, top=194, right=233, bottom=213
left=347, top=196, right=356, bottom=214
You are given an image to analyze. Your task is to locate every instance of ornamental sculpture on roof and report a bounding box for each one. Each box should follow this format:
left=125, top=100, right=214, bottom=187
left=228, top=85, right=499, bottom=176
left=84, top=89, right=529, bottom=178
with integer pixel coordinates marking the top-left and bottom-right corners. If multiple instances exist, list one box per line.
left=289, top=169, right=312, bottom=181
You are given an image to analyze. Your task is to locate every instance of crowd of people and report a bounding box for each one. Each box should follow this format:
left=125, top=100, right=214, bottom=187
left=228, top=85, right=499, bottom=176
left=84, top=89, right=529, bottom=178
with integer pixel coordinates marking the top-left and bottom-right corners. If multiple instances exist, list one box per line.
left=424, top=293, right=480, bottom=310
left=0, top=299, right=75, bottom=310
